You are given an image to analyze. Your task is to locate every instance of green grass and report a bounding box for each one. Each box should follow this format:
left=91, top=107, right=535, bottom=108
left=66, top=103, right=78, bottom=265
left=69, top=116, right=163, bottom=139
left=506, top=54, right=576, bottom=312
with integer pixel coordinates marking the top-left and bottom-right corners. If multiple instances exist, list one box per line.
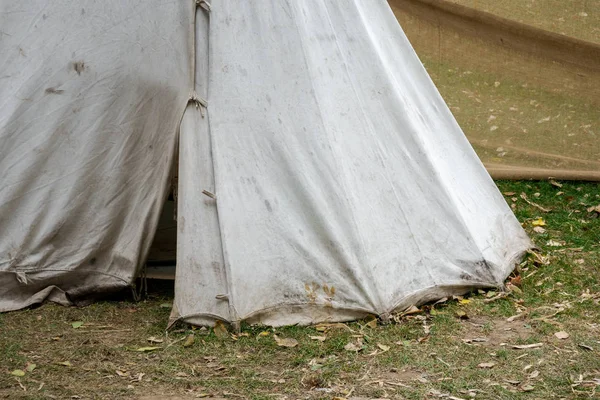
left=1, top=180, right=599, bottom=399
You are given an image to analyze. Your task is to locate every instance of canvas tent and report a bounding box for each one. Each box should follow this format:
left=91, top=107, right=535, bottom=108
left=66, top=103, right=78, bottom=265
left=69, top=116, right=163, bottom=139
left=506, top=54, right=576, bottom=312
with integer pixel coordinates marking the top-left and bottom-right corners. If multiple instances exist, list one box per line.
left=0, top=1, right=531, bottom=327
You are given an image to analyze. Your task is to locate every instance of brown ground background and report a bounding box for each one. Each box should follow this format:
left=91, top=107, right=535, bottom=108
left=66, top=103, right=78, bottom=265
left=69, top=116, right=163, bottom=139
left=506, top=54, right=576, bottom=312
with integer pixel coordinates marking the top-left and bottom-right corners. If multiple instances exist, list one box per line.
left=390, top=0, right=600, bottom=181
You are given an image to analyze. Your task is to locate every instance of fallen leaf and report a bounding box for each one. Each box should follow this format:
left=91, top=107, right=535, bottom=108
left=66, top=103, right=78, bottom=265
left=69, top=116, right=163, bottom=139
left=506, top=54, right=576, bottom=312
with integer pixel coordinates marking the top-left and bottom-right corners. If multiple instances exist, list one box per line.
left=459, top=299, right=471, bottom=305
left=531, top=218, right=546, bottom=226
left=134, top=347, right=160, bottom=352
left=366, top=319, right=378, bottom=329
left=183, top=334, right=195, bottom=347
left=587, top=205, right=600, bottom=214
left=57, top=361, right=72, bottom=367
left=147, top=337, right=164, bottom=344
left=309, top=335, right=327, bottom=342
left=377, top=344, right=390, bottom=352
left=529, top=370, right=540, bottom=379
left=274, top=335, right=298, bottom=348
left=533, top=226, right=546, bottom=234
left=549, top=180, right=562, bottom=188
left=10, top=370, right=25, bottom=377
left=213, top=321, right=228, bottom=338
left=503, top=192, right=516, bottom=196
left=159, top=303, right=171, bottom=308
left=478, top=362, right=496, bottom=369
left=455, top=310, right=469, bottom=319
left=25, top=363, right=36, bottom=372
left=578, top=343, right=593, bottom=351
left=512, top=343, right=543, bottom=350
left=510, top=275, right=522, bottom=287
left=554, top=331, right=569, bottom=340
left=257, top=331, right=270, bottom=337
left=546, top=239, right=565, bottom=247
left=402, top=305, right=422, bottom=315
left=115, top=370, right=129, bottom=377
left=506, top=283, right=522, bottom=294
left=520, top=384, right=535, bottom=392
left=344, top=342, right=362, bottom=352
left=71, top=321, right=84, bottom=329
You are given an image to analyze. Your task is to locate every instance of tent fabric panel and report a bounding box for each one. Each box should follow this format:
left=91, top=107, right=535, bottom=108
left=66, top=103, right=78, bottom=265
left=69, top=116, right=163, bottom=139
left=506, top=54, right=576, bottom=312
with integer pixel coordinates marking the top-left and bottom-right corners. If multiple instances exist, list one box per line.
left=171, top=10, right=231, bottom=326
left=0, top=1, right=194, bottom=311
left=177, top=0, right=531, bottom=325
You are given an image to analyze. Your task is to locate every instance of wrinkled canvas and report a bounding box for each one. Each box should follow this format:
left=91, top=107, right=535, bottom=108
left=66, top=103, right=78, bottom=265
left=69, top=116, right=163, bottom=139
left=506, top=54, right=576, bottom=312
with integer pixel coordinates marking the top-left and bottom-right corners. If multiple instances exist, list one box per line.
left=1, top=1, right=530, bottom=325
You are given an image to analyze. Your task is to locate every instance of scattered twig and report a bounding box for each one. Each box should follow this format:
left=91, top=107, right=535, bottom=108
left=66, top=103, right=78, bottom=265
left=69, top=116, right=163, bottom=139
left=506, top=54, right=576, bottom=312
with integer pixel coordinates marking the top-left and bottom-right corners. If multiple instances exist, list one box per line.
left=165, top=336, right=187, bottom=349
left=520, top=193, right=551, bottom=212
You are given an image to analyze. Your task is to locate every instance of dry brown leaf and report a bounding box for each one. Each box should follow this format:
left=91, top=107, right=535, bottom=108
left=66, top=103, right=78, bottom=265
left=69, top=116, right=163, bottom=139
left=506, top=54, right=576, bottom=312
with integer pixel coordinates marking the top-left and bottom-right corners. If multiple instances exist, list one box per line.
left=533, top=226, right=546, bottom=234
left=434, top=297, right=449, bottom=305
left=344, top=342, right=362, bottom=352
left=478, top=362, right=496, bottom=369
left=183, top=334, right=195, bottom=347
left=273, top=335, right=298, bottom=348
left=366, top=319, right=378, bottom=329
left=213, top=321, right=228, bottom=338
left=587, top=205, right=600, bottom=214
left=520, top=384, right=535, bottom=392
left=147, top=336, right=163, bottom=344
left=57, top=361, right=72, bottom=367
left=134, top=347, right=160, bottom=352
left=529, top=370, right=540, bottom=379
left=377, top=343, right=390, bottom=352
left=315, top=322, right=353, bottom=332
left=401, top=305, right=422, bottom=316
left=549, top=180, right=562, bottom=188
left=554, top=331, right=569, bottom=340
left=309, top=335, right=327, bottom=342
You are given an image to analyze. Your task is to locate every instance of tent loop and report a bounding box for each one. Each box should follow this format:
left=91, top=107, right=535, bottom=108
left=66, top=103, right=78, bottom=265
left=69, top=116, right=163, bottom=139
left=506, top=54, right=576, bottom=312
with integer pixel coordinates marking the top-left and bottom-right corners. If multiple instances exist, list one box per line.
left=202, top=189, right=216, bottom=200
left=15, top=271, right=28, bottom=285
left=189, top=92, right=208, bottom=117
left=196, top=0, right=211, bottom=12
left=132, top=264, right=148, bottom=302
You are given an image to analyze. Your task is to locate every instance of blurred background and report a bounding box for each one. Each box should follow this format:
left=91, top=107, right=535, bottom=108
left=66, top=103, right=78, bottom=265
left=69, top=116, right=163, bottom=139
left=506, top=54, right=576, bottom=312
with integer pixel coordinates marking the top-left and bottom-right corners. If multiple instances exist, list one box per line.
left=390, top=0, right=600, bottom=181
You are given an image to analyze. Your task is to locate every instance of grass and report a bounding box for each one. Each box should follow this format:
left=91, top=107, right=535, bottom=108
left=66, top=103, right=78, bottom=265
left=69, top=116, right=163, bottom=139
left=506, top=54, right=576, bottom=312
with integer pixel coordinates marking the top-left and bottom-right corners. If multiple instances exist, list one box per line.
left=1, top=180, right=599, bottom=400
